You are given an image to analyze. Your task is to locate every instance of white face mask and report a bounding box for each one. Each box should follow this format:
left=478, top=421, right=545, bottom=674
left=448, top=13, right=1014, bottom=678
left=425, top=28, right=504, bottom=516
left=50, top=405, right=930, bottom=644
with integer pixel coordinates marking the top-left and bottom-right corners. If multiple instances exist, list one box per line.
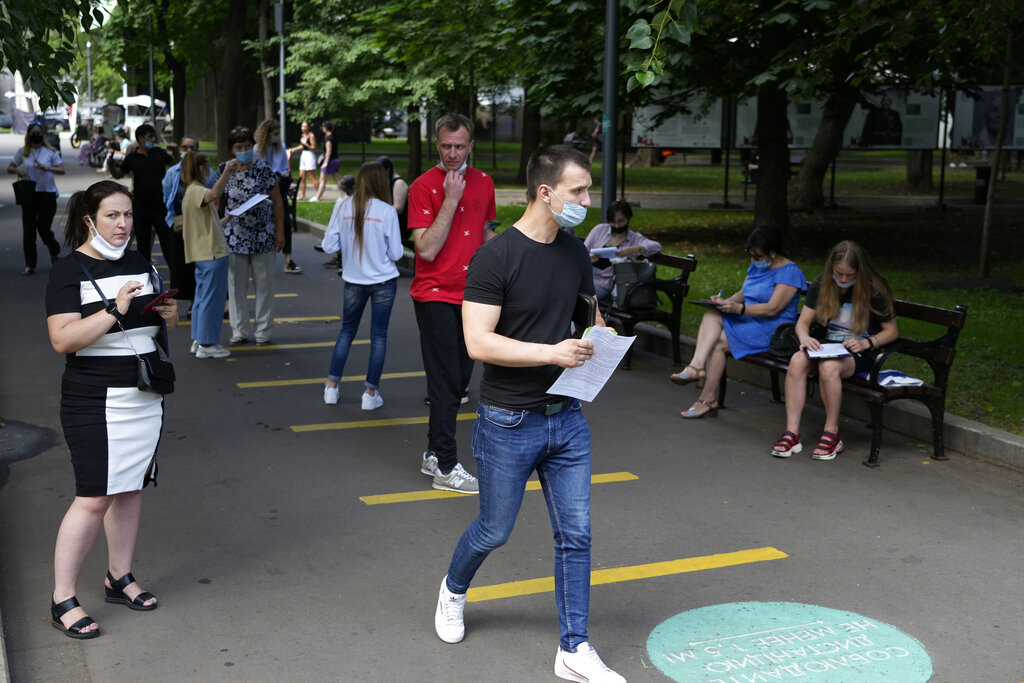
left=86, top=217, right=128, bottom=260
left=833, top=274, right=856, bottom=289
left=438, top=157, right=468, bottom=174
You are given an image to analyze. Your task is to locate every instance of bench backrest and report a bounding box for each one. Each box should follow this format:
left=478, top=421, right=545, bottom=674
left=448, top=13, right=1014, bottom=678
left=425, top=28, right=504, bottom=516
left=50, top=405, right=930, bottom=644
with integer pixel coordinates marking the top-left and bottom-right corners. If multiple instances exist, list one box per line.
left=891, top=299, right=968, bottom=371
left=649, top=252, right=698, bottom=279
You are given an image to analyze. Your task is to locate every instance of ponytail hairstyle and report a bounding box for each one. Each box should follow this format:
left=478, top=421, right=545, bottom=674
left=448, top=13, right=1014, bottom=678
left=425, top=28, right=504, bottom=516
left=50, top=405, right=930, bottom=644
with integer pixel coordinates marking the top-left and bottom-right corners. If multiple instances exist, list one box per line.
left=351, top=162, right=391, bottom=260
left=181, top=150, right=209, bottom=187
left=816, top=240, right=894, bottom=336
left=64, top=180, right=133, bottom=248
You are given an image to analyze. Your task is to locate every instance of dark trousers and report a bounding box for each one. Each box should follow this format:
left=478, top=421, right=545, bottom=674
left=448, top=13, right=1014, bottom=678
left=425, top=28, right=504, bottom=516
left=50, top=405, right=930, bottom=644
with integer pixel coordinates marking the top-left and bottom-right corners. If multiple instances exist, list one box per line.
left=414, top=300, right=474, bottom=473
left=278, top=175, right=293, bottom=255
left=21, top=192, right=60, bottom=268
left=134, top=204, right=193, bottom=299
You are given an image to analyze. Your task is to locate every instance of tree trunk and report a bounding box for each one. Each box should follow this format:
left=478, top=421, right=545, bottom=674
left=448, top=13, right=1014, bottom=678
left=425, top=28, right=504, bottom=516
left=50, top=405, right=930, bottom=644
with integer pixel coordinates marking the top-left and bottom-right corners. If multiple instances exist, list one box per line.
left=905, top=150, right=934, bottom=193
left=155, top=1, right=186, bottom=144
left=258, top=0, right=275, bottom=121
left=217, top=0, right=248, bottom=161
left=407, top=102, right=421, bottom=180
left=627, top=148, right=660, bottom=168
left=796, top=93, right=857, bottom=210
left=980, top=27, right=1012, bottom=277
left=753, top=84, right=791, bottom=237
left=516, top=93, right=542, bottom=186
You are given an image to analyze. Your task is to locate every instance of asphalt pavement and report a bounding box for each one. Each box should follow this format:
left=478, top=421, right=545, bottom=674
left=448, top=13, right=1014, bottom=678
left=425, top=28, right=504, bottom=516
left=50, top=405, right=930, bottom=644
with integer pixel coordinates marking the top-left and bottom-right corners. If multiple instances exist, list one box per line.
left=1, top=134, right=1023, bottom=682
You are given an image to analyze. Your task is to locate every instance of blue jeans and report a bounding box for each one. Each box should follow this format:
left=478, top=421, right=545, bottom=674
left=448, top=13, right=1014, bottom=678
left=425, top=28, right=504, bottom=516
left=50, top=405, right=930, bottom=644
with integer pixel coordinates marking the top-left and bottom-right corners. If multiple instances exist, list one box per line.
left=192, top=257, right=229, bottom=345
left=446, top=400, right=592, bottom=651
left=327, top=278, right=398, bottom=388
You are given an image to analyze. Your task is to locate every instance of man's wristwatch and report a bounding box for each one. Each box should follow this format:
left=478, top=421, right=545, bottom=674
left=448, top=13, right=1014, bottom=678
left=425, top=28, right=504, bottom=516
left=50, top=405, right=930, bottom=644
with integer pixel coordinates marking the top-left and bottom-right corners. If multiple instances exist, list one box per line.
left=106, top=302, right=125, bottom=321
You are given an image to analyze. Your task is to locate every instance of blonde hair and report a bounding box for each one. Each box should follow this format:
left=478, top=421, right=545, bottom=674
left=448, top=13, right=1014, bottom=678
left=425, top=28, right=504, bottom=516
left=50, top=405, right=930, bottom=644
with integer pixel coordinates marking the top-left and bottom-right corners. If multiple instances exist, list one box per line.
left=816, top=241, right=894, bottom=336
left=23, top=122, right=56, bottom=157
left=180, top=150, right=209, bottom=187
left=254, top=119, right=280, bottom=159
left=351, top=162, right=391, bottom=259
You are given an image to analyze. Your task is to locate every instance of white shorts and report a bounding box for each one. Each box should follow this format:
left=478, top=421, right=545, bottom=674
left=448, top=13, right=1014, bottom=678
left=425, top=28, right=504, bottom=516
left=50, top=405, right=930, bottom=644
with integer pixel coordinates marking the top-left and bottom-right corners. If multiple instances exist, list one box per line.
left=299, top=150, right=317, bottom=171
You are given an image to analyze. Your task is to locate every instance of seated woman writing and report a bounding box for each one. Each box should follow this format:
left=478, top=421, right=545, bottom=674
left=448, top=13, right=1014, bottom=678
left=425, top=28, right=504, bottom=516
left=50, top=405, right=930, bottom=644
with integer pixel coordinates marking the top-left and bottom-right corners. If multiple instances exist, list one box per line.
left=672, top=227, right=807, bottom=419
left=771, top=240, right=898, bottom=460
left=582, top=200, right=661, bottom=300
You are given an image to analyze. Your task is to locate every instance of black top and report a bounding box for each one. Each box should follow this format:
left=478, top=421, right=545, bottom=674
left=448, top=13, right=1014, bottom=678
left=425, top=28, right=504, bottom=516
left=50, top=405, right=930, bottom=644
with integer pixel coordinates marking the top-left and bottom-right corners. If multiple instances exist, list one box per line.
left=120, top=147, right=172, bottom=203
left=804, top=275, right=893, bottom=341
left=324, top=133, right=337, bottom=160
left=464, top=227, right=595, bottom=410
left=46, top=251, right=164, bottom=386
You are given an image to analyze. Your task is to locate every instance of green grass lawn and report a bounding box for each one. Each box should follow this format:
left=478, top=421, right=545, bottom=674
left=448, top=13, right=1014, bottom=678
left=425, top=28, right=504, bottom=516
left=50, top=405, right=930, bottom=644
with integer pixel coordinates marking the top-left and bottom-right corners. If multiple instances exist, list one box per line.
left=296, top=158, right=1024, bottom=436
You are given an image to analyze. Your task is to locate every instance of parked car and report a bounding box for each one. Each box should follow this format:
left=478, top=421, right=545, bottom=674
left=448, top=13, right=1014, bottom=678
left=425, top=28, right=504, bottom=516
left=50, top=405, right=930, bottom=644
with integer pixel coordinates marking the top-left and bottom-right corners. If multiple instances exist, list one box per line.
left=42, top=109, right=71, bottom=132
left=0, top=112, right=13, bottom=128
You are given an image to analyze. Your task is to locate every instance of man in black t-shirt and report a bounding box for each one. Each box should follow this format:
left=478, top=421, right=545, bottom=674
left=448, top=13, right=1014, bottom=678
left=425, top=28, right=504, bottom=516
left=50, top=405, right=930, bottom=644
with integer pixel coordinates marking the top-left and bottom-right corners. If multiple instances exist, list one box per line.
left=107, top=123, right=177, bottom=262
left=433, top=145, right=625, bottom=682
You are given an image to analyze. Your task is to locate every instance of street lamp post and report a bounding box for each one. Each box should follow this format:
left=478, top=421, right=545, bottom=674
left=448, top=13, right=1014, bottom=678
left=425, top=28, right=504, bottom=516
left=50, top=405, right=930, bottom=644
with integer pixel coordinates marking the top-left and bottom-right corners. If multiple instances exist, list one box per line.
left=86, top=41, right=93, bottom=103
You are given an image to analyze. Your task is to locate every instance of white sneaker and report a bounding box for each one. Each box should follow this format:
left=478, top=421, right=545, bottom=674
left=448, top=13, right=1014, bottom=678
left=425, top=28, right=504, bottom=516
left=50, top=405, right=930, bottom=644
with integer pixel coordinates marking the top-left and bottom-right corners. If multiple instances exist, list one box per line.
left=324, top=383, right=340, bottom=405
left=555, top=642, right=626, bottom=682
left=421, top=451, right=439, bottom=476
left=189, top=340, right=198, bottom=354
left=361, top=391, right=384, bottom=411
left=432, top=463, right=479, bottom=494
left=195, top=344, right=231, bottom=359
left=434, top=576, right=466, bottom=644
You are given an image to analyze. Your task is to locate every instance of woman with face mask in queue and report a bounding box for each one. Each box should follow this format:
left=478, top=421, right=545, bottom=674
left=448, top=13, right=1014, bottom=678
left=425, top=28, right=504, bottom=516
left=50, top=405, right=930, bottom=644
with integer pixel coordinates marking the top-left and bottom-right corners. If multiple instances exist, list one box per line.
left=582, top=200, right=661, bottom=301
left=219, top=125, right=286, bottom=345
left=771, top=240, right=897, bottom=460
left=321, top=162, right=403, bottom=409
left=180, top=150, right=237, bottom=358
left=45, top=180, right=179, bottom=639
left=672, top=228, right=807, bottom=419
left=8, top=121, right=64, bottom=274
left=254, top=118, right=301, bottom=273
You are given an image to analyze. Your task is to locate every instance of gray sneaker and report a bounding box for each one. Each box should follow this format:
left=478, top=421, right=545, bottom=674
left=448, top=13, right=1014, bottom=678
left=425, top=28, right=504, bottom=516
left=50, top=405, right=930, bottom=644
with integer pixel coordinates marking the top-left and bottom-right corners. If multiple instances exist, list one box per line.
left=432, top=463, right=479, bottom=494
left=421, top=451, right=438, bottom=477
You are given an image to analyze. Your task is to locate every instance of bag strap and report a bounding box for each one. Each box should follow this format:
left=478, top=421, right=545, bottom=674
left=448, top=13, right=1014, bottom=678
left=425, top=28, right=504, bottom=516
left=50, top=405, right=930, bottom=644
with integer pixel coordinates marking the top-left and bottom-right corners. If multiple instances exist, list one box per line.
left=75, top=255, right=148, bottom=362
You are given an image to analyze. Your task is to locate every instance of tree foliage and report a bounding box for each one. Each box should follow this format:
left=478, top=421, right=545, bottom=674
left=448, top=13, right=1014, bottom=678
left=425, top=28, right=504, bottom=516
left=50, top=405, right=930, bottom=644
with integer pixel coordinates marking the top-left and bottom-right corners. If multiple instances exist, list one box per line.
left=0, top=0, right=104, bottom=109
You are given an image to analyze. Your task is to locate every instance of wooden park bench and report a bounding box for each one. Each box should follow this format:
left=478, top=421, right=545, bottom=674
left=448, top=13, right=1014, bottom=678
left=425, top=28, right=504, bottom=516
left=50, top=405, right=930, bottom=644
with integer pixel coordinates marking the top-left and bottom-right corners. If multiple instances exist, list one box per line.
left=715, top=300, right=968, bottom=467
left=603, top=252, right=698, bottom=369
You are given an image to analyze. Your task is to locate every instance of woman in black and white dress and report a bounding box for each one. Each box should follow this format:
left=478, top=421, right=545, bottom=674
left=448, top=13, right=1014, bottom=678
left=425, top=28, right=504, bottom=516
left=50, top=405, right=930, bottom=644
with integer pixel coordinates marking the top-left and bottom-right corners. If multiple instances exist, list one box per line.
left=45, top=180, right=178, bottom=639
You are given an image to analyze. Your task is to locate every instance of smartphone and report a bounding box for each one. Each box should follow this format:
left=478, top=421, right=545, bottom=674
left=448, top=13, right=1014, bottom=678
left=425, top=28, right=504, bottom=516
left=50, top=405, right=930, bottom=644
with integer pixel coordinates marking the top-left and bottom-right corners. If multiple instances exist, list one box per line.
left=572, top=292, right=598, bottom=338
left=141, top=288, right=179, bottom=315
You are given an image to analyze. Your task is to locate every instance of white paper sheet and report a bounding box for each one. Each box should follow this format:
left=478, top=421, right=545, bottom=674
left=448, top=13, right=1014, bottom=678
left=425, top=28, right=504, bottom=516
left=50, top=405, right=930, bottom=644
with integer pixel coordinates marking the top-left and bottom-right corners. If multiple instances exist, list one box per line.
left=227, top=193, right=269, bottom=217
left=805, top=343, right=852, bottom=359
left=590, top=246, right=619, bottom=258
left=546, top=327, right=636, bottom=402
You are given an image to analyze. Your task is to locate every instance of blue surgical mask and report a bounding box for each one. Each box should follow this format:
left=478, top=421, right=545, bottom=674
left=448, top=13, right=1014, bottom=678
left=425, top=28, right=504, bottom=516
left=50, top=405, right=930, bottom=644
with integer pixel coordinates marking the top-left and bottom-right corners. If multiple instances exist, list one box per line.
left=235, top=149, right=254, bottom=164
left=751, top=259, right=771, bottom=270
left=833, top=274, right=856, bottom=289
left=270, top=135, right=281, bottom=144
left=547, top=188, right=588, bottom=229
left=143, top=141, right=156, bottom=150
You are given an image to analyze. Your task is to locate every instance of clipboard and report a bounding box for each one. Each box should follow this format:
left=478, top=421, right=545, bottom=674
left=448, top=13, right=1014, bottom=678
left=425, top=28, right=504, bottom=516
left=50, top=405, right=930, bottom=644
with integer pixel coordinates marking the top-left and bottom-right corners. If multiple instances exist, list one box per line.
left=688, top=299, right=722, bottom=308
left=572, top=292, right=597, bottom=338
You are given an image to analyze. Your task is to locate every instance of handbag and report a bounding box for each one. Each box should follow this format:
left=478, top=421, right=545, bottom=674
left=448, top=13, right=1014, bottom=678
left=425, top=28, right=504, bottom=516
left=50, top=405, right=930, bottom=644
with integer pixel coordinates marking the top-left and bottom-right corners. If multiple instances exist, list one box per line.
left=76, top=260, right=175, bottom=395
left=613, top=259, right=658, bottom=310
left=13, top=178, right=36, bottom=206
left=768, top=321, right=828, bottom=359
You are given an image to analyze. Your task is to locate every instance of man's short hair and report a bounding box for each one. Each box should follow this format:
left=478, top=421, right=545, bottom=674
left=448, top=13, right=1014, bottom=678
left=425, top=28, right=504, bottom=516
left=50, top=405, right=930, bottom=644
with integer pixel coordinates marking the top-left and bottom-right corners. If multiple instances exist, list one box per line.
left=135, top=123, right=156, bottom=142
left=526, top=144, right=591, bottom=202
left=435, top=113, right=473, bottom=139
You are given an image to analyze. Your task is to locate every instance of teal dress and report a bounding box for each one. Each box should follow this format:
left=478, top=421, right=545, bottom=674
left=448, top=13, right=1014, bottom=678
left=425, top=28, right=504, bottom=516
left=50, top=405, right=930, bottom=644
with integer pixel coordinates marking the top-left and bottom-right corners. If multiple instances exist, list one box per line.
left=723, top=261, right=807, bottom=358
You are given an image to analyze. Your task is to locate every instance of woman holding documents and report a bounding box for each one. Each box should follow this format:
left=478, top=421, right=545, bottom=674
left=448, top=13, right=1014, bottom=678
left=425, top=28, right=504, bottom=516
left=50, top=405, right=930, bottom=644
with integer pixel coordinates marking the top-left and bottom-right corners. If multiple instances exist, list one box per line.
left=583, top=200, right=661, bottom=300
left=674, top=228, right=806, bottom=419
left=219, top=125, right=285, bottom=345
left=771, top=241, right=897, bottom=460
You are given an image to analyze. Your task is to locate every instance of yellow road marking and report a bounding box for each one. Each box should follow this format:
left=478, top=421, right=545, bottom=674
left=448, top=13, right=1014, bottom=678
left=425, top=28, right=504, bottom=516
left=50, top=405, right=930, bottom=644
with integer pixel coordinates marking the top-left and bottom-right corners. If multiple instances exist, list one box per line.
left=360, top=472, right=638, bottom=506
left=292, top=412, right=477, bottom=433
left=247, top=293, right=298, bottom=299
left=229, top=341, right=355, bottom=351
left=467, top=547, right=788, bottom=602
left=177, top=315, right=340, bottom=328
left=239, top=370, right=425, bottom=389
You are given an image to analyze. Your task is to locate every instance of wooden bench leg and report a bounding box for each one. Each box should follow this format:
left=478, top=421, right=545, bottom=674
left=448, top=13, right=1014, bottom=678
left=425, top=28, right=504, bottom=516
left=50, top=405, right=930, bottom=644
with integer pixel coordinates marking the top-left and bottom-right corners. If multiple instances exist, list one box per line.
left=770, top=370, right=782, bottom=403
left=928, top=400, right=949, bottom=461
left=863, top=402, right=884, bottom=468
left=717, top=369, right=727, bottom=408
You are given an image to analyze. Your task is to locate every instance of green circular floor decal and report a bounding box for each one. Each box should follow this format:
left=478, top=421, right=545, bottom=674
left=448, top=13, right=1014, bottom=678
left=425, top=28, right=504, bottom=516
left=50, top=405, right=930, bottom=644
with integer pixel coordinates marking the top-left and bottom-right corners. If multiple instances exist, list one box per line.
left=647, top=601, right=932, bottom=682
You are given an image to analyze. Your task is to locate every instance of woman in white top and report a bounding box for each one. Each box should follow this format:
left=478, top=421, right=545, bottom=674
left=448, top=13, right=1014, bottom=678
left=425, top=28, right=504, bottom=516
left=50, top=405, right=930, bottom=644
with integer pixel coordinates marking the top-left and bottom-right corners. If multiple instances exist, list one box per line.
left=321, top=162, right=403, bottom=410
left=7, top=121, right=64, bottom=274
left=287, top=120, right=317, bottom=200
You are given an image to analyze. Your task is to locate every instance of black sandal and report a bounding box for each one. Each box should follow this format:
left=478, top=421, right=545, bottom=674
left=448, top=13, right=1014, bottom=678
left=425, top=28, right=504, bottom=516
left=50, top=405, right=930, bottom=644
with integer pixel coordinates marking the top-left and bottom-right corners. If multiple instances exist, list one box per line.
left=51, top=596, right=99, bottom=639
left=105, top=571, right=158, bottom=611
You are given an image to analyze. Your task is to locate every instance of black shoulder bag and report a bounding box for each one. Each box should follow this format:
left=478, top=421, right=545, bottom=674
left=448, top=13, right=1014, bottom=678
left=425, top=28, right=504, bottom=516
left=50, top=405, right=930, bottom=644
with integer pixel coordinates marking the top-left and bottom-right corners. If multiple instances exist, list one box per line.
left=77, top=260, right=176, bottom=395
